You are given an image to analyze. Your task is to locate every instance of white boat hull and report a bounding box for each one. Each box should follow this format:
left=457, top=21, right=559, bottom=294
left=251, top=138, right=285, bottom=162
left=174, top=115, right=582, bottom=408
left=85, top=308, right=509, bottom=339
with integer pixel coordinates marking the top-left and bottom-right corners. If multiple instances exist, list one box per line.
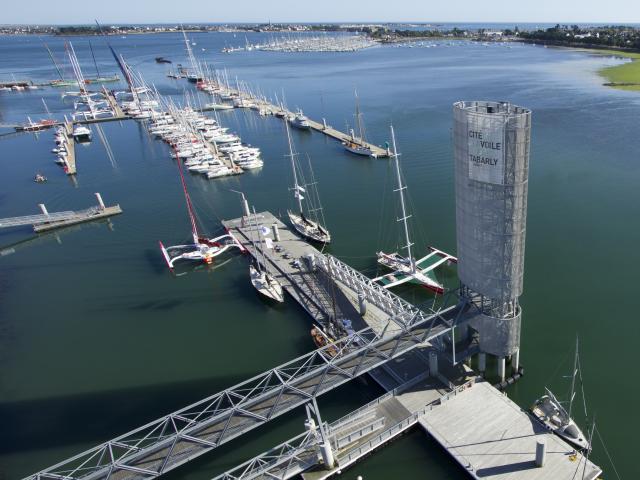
left=288, top=211, right=331, bottom=244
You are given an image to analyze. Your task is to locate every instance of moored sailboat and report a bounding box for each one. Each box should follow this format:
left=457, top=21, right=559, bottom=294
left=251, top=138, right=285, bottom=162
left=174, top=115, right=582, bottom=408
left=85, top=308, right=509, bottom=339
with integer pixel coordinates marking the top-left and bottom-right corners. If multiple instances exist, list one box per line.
left=248, top=206, right=284, bottom=303
left=284, top=122, right=331, bottom=244
left=531, top=338, right=591, bottom=451
left=342, top=91, right=372, bottom=156
left=159, top=149, right=245, bottom=270
left=372, top=125, right=456, bottom=293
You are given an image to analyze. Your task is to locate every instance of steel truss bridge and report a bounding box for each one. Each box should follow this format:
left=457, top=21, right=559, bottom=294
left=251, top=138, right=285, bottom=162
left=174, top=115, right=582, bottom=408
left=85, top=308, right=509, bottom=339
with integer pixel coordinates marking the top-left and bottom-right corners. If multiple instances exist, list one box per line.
left=25, top=255, right=459, bottom=480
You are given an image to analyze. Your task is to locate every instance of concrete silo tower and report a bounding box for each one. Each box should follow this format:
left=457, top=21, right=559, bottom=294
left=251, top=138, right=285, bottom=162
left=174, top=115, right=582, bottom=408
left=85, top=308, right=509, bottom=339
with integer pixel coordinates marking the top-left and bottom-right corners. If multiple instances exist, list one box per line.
left=452, top=101, right=531, bottom=381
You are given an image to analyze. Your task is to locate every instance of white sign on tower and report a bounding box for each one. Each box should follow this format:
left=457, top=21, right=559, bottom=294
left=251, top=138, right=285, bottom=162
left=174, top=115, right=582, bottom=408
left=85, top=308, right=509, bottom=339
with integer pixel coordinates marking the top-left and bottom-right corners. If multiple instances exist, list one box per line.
left=467, top=116, right=506, bottom=185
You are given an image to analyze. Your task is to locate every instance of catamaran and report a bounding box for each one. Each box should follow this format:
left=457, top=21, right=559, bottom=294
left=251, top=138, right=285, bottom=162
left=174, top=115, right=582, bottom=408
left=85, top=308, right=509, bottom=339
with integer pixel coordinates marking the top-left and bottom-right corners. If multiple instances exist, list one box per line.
left=342, top=91, right=372, bottom=156
left=159, top=150, right=244, bottom=270
left=372, top=125, right=456, bottom=293
left=285, top=122, right=331, bottom=244
left=531, top=338, right=591, bottom=451
left=248, top=206, right=284, bottom=303
left=72, top=125, right=92, bottom=142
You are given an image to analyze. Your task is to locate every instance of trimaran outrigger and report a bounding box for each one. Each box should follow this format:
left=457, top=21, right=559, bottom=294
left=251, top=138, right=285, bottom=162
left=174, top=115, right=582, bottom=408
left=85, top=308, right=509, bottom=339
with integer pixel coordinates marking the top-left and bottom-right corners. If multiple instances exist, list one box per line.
left=372, top=125, right=456, bottom=293
left=285, top=122, right=331, bottom=244
left=159, top=149, right=244, bottom=270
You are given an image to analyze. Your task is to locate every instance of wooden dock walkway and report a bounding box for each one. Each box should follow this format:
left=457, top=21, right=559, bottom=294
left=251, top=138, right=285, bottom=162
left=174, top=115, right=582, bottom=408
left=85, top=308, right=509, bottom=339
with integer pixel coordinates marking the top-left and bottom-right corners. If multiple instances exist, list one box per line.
left=102, top=87, right=125, bottom=118
left=213, top=86, right=390, bottom=158
left=63, top=121, right=76, bottom=175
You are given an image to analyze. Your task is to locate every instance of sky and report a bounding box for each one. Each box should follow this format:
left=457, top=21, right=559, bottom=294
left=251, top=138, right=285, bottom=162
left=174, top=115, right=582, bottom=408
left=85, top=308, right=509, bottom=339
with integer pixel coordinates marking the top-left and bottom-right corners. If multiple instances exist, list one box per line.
left=3, top=0, right=640, bottom=25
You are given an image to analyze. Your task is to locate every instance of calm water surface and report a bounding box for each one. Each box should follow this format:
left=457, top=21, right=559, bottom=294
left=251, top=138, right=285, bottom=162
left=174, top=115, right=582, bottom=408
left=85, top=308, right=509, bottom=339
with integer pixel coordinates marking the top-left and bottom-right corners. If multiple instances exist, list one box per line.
left=0, top=33, right=639, bottom=479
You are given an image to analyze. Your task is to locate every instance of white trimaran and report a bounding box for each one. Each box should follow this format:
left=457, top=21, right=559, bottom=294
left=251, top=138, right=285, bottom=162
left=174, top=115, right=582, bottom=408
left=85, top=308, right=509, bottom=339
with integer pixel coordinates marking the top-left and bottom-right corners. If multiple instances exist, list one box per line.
left=531, top=337, right=591, bottom=451
left=285, top=122, right=331, bottom=244
left=249, top=206, right=284, bottom=303
left=159, top=151, right=244, bottom=269
left=372, top=125, right=456, bottom=293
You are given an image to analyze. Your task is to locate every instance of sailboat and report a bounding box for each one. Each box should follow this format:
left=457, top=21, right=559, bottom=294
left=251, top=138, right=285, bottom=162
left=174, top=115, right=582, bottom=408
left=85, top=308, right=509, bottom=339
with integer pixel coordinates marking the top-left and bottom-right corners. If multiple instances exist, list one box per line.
left=285, top=122, right=331, bottom=244
left=372, top=125, right=456, bottom=293
left=248, top=207, right=284, bottom=303
left=159, top=150, right=245, bottom=270
left=531, top=338, right=591, bottom=451
left=342, top=91, right=372, bottom=156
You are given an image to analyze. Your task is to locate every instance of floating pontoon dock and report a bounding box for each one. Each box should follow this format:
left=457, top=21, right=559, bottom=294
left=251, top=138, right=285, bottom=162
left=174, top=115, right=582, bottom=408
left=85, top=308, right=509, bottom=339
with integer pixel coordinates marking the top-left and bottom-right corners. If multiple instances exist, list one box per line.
left=0, top=193, right=122, bottom=233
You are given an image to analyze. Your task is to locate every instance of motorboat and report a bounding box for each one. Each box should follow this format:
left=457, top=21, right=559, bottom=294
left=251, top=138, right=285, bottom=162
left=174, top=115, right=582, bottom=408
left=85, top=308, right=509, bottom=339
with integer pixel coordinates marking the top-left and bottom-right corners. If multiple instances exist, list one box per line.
left=289, top=110, right=311, bottom=130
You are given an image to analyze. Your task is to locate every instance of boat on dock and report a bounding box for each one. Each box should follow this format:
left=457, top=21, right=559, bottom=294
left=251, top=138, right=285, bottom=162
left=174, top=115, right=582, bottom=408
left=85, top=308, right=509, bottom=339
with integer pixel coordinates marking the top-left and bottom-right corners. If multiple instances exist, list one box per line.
left=531, top=338, right=591, bottom=451
left=205, top=102, right=234, bottom=111
left=288, top=109, right=311, bottom=130
left=248, top=207, right=284, bottom=303
left=342, top=92, right=373, bottom=156
left=372, top=126, right=456, bottom=293
left=16, top=117, right=57, bottom=132
left=285, top=122, right=331, bottom=244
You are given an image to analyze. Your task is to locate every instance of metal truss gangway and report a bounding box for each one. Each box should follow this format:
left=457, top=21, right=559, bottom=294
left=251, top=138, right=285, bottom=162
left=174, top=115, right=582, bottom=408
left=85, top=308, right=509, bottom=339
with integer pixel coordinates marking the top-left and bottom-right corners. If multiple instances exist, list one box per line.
left=0, top=211, right=76, bottom=228
left=24, top=305, right=457, bottom=480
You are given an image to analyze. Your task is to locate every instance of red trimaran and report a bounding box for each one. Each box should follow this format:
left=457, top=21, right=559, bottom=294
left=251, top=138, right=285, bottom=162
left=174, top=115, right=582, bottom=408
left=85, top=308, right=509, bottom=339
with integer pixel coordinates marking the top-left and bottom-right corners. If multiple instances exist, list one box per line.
left=159, top=149, right=244, bottom=270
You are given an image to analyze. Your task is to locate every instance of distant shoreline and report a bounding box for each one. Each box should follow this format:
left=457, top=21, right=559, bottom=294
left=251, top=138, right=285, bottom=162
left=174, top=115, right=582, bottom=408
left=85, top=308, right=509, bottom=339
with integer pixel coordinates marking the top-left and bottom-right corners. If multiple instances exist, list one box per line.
left=519, top=40, right=640, bottom=91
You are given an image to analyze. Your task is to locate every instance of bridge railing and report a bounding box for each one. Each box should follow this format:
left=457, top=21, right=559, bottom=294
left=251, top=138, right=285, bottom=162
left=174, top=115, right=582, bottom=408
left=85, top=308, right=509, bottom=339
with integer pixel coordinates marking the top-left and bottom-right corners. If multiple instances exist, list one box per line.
left=25, top=299, right=456, bottom=480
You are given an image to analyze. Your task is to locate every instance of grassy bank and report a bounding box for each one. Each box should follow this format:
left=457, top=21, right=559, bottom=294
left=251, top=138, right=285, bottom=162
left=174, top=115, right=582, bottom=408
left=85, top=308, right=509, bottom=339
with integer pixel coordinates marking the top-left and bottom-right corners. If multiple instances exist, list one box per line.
left=590, top=49, right=640, bottom=91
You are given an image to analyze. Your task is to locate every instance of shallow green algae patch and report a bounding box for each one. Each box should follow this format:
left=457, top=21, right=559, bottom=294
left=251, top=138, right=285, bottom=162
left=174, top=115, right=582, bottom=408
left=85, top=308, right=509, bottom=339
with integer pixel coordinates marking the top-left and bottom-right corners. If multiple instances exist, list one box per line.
left=590, top=49, right=640, bottom=91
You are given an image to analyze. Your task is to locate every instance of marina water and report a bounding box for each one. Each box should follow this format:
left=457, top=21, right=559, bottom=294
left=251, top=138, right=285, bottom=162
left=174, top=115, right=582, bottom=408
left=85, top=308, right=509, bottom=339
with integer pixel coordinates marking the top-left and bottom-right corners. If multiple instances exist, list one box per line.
left=0, top=31, right=639, bottom=478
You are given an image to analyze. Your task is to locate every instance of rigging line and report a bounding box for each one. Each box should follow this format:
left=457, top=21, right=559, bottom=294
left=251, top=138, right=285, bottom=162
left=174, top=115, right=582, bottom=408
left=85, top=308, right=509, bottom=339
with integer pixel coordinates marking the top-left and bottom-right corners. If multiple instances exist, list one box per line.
left=577, top=355, right=589, bottom=421
left=544, top=349, right=571, bottom=393
left=594, top=425, right=622, bottom=480
left=172, top=145, right=199, bottom=239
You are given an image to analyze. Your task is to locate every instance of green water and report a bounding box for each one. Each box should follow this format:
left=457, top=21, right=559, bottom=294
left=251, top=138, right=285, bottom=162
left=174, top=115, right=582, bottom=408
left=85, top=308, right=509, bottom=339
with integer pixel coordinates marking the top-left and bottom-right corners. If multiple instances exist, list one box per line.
left=0, top=33, right=639, bottom=478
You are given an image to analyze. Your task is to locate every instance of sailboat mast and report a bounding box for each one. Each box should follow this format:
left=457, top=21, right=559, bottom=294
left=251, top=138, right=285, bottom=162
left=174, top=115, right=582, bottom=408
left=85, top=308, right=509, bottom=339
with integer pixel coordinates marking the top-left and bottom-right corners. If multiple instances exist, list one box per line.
left=390, top=125, right=415, bottom=272
left=354, top=90, right=365, bottom=142
left=569, top=336, right=579, bottom=419
left=174, top=149, right=199, bottom=243
left=44, top=43, right=65, bottom=81
left=89, top=40, right=101, bottom=78
left=250, top=206, right=262, bottom=273
left=285, top=122, right=303, bottom=213
left=42, top=98, right=52, bottom=119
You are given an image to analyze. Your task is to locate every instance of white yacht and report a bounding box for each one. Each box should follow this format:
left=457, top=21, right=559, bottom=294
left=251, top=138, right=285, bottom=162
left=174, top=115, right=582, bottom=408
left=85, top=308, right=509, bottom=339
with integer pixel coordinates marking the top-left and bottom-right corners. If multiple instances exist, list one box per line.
left=72, top=125, right=92, bottom=142
left=289, top=110, right=311, bottom=130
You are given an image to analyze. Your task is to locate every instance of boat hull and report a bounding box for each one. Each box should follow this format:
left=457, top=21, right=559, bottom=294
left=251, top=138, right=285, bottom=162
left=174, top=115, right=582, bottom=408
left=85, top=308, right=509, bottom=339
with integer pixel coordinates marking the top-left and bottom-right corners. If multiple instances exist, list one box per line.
left=343, top=142, right=372, bottom=156
left=288, top=211, right=331, bottom=244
